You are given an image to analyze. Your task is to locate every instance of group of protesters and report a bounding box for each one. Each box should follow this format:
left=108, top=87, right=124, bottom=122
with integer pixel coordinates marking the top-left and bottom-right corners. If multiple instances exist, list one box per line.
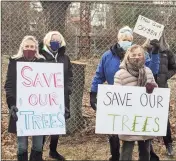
left=4, top=25, right=176, bottom=161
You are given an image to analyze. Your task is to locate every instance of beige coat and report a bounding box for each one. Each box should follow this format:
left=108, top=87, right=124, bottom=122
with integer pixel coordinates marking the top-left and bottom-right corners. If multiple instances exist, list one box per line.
left=114, top=67, right=158, bottom=141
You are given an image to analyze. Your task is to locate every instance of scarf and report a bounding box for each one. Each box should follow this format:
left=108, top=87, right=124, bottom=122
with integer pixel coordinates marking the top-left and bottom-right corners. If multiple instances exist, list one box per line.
left=120, top=56, right=147, bottom=86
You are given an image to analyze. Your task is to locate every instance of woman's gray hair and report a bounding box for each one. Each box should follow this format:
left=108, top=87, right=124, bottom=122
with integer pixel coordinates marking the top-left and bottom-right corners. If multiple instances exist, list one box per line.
left=117, top=26, right=133, bottom=42
left=12, top=35, right=45, bottom=59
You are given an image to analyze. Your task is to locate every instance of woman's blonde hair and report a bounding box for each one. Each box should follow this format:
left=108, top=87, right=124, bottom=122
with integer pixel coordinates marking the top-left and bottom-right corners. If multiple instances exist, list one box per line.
left=117, top=26, right=133, bottom=42
left=43, top=31, right=66, bottom=47
left=12, top=35, right=45, bottom=60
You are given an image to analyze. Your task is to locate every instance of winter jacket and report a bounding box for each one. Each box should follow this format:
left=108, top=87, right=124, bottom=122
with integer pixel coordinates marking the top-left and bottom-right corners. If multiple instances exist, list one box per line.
left=40, top=46, right=73, bottom=119
left=4, top=57, right=45, bottom=133
left=156, top=50, right=176, bottom=88
left=91, top=43, right=160, bottom=92
left=114, top=67, right=157, bottom=141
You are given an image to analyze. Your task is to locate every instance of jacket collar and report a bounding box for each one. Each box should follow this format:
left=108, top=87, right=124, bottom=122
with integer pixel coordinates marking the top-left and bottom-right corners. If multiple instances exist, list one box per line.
left=110, top=43, right=125, bottom=60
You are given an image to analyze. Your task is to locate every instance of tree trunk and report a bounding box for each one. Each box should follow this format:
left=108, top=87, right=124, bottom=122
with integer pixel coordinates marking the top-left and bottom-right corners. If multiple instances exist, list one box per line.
left=41, top=1, right=71, bottom=34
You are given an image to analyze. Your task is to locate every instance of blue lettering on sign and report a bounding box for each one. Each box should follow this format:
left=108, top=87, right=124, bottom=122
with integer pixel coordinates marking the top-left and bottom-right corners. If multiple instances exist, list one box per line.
left=19, top=111, right=65, bottom=130
left=32, top=115, right=42, bottom=129
left=42, top=114, right=51, bottom=128
left=57, top=112, right=64, bottom=128
left=20, top=111, right=34, bottom=129
left=50, top=114, right=59, bottom=128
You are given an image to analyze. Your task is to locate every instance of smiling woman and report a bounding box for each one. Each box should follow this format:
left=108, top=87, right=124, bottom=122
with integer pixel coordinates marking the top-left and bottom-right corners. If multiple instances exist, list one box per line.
left=114, top=44, right=158, bottom=161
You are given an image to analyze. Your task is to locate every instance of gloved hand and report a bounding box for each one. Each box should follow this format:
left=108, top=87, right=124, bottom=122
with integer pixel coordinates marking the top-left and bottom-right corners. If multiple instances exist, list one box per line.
left=150, top=39, right=160, bottom=54
left=10, top=105, right=18, bottom=121
left=145, top=82, right=157, bottom=94
left=90, top=92, right=97, bottom=111
left=64, top=106, right=70, bottom=120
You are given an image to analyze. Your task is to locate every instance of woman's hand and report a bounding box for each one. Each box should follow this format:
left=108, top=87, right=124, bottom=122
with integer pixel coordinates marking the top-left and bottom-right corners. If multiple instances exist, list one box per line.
left=10, top=105, right=18, bottom=121
left=145, top=82, right=157, bottom=94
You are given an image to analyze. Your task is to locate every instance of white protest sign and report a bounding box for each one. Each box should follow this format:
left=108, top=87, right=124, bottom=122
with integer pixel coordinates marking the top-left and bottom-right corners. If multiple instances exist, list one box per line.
left=133, top=15, right=164, bottom=40
left=95, top=85, right=170, bottom=136
left=16, top=62, right=65, bottom=136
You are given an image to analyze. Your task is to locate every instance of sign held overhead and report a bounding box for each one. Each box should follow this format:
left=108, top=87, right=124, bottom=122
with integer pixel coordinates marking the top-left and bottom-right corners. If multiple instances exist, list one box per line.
left=133, top=15, right=164, bottom=40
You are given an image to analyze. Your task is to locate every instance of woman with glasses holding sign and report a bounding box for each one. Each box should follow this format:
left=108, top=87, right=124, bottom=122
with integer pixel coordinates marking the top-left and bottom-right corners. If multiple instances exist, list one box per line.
left=114, top=45, right=158, bottom=161
left=4, top=36, right=45, bottom=161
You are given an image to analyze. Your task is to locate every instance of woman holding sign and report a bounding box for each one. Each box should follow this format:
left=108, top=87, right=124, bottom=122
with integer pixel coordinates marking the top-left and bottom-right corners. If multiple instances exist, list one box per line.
left=90, top=26, right=160, bottom=161
left=4, top=36, right=45, bottom=161
left=114, top=45, right=158, bottom=161
left=40, top=31, right=73, bottom=161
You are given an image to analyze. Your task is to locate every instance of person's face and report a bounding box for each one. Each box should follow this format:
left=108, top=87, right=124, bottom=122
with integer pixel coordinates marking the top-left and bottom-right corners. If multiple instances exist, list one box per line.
left=128, top=47, right=145, bottom=68
left=23, top=39, right=36, bottom=51
left=129, top=48, right=144, bottom=61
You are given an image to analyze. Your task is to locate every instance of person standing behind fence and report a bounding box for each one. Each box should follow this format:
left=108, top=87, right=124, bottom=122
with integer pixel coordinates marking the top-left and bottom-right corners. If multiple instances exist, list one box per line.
left=143, top=30, right=176, bottom=157
left=114, top=44, right=158, bottom=161
left=4, top=36, right=45, bottom=161
left=40, top=31, right=73, bottom=161
left=89, top=26, right=160, bottom=161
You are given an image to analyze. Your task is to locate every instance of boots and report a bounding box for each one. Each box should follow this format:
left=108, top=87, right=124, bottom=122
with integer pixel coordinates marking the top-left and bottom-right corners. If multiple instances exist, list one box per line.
left=166, top=143, right=174, bottom=156
left=150, top=143, right=160, bottom=161
left=108, top=135, right=120, bottom=161
left=29, top=149, right=43, bottom=161
left=49, top=150, right=65, bottom=161
left=17, top=152, right=28, bottom=161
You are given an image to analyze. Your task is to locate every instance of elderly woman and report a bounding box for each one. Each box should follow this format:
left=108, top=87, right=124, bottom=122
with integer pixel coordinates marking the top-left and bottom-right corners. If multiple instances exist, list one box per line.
left=90, top=26, right=160, bottom=161
left=4, top=36, right=45, bottom=161
left=114, top=45, right=158, bottom=161
left=40, top=31, right=73, bottom=161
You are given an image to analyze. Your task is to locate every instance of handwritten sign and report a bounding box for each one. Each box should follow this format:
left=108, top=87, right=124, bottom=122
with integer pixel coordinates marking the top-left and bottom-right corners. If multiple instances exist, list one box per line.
left=16, top=62, right=65, bottom=136
left=95, top=85, right=170, bottom=136
left=133, top=15, right=164, bottom=40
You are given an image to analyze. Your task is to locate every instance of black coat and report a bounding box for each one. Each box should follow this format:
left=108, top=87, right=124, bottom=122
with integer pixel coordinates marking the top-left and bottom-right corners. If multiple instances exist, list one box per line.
left=156, top=50, right=176, bottom=87
left=40, top=46, right=73, bottom=120
left=4, top=57, right=45, bottom=133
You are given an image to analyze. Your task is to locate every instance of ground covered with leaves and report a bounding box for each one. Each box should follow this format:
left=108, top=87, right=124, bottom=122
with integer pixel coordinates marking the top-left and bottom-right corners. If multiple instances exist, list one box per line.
left=2, top=55, right=176, bottom=160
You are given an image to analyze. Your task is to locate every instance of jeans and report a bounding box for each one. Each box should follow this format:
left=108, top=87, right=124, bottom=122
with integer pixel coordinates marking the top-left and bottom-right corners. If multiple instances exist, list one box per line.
left=120, top=140, right=151, bottom=161
left=17, top=136, right=43, bottom=154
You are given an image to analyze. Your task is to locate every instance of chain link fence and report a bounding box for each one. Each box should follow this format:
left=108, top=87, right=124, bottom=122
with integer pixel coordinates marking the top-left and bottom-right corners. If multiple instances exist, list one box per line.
left=1, top=1, right=176, bottom=159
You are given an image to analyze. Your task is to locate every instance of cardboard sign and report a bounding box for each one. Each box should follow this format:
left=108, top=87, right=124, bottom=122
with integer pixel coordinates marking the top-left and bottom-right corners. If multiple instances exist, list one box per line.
left=95, top=85, right=170, bottom=136
left=133, top=15, right=164, bottom=40
left=16, top=62, right=66, bottom=136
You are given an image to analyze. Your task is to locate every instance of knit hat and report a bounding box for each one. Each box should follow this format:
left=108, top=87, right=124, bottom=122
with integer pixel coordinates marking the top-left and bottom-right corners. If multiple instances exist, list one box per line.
left=118, top=26, right=133, bottom=41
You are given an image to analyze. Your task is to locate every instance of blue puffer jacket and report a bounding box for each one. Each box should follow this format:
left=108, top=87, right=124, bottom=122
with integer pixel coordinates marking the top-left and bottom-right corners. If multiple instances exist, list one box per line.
left=91, top=43, right=160, bottom=92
